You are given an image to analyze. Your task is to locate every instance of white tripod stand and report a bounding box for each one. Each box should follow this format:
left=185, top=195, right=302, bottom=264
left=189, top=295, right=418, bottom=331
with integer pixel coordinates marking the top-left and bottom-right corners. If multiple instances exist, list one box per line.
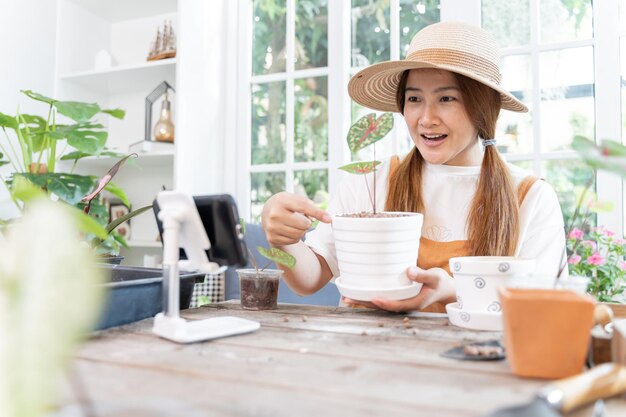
left=152, top=191, right=259, bottom=343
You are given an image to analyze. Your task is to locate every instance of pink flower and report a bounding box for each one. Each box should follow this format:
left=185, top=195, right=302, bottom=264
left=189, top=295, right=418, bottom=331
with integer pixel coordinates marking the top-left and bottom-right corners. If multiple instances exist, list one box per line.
left=587, top=252, right=605, bottom=266
left=568, top=228, right=584, bottom=240
left=619, top=261, right=626, bottom=271
left=615, top=238, right=626, bottom=245
left=603, top=229, right=615, bottom=237
left=568, top=255, right=581, bottom=265
left=582, top=240, right=597, bottom=250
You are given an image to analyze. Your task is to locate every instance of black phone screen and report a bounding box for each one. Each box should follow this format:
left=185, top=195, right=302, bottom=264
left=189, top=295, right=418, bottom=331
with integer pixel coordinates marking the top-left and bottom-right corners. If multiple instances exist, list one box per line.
left=153, top=194, right=248, bottom=267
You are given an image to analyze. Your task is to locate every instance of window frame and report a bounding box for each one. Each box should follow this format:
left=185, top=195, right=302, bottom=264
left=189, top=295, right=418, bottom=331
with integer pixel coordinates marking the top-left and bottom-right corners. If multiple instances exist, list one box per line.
left=237, top=0, right=624, bottom=236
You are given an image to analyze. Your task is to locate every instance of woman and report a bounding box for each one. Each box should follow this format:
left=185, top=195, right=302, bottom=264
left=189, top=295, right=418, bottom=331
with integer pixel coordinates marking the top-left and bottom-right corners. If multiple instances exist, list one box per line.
left=261, top=22, right=566, bottom=312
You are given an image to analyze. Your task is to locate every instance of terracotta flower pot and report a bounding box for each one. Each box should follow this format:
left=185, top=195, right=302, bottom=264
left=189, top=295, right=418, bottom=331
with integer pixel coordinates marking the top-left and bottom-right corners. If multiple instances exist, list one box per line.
left=499, top=287, right=597, bottom=379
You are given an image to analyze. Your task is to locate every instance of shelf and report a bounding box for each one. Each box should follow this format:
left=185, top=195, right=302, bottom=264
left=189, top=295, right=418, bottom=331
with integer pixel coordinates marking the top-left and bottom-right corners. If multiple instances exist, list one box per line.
left=59, top=59, right=176, bottom=95
left=68, top=0, right=177, bottom=22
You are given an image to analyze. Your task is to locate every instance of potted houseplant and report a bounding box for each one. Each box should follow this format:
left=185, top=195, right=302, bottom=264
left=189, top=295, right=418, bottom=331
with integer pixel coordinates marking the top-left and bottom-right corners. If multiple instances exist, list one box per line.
left=567, top=135, right=626, bottom=315
left=237, top=222, right=296, bottom=310
left=333, top=113, right=424, bottom=301
left=0, top=90, right=150, bottom=257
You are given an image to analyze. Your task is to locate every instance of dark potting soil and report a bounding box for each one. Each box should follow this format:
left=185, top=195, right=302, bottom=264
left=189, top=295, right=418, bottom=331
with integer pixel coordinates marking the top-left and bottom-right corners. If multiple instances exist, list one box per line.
left=240, top=275, right=279, bottom=310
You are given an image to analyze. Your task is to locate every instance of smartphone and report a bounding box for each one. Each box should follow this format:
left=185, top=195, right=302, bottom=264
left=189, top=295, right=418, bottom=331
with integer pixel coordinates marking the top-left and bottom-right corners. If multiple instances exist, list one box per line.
left=153, top=194, right=248, bottom=267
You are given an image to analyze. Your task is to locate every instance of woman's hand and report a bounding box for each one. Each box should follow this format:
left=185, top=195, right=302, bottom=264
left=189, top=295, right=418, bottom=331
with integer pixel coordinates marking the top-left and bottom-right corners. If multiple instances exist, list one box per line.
left=261, top=192, right=331, bottom=247
left=342, top=266, right=456, bottom=312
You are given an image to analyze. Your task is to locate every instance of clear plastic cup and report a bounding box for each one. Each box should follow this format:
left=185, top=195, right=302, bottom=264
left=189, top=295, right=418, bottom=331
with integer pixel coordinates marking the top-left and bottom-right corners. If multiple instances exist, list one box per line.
left=237, top=269, right=282, bottom=310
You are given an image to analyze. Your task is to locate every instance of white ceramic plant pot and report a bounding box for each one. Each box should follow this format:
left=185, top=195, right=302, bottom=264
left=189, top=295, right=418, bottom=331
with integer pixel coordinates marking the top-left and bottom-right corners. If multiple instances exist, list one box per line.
left=332, top=212, right=424, bottom=301
left=449, top=256, right=536, bottom=314
left=445, top=256, right=535, bottom=332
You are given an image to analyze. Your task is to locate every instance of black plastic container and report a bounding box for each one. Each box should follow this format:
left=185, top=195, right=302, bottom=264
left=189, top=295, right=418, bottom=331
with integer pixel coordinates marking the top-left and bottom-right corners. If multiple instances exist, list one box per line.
left=95, top=265, right=202, bottom=330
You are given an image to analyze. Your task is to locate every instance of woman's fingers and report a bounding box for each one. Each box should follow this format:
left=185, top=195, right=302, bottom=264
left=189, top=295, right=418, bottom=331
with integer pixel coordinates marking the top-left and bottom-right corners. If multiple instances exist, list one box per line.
left=342, top=297, right=378, bottom=309
left=261, top=192, right=331, bottom=246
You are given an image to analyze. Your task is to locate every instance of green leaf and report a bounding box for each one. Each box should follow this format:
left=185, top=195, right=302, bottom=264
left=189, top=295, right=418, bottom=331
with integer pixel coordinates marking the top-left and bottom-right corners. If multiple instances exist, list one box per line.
left=21, top=90, right=57, bottom=105
left=104, top=182, right=130, bottom=207
left=338, top=160, right=381, bottom=175
left=257, top=246, right=296, bottom=269
left=572, top=135, right=626, bottom=177
left=14, top=172, right=96, bottom=205
left=346, top=113, right=394, bottom=153
left=105, top=205, right=151, bottom=234
left=63, top=126, right=108, bottom=155
left=75, top=209, right=108, bottom=240
left=10, top=175, right=46, bottom=203
left=0, top=112, right=18, bottom=129
left=101, top=108, right=126, bottom=119
left=54, top=101, right=101, bottom=123
left=60, top=149, right=125, bottom=161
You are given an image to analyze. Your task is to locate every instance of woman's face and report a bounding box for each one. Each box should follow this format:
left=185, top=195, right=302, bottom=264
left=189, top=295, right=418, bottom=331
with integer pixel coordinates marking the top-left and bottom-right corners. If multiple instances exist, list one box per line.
left=402, top=68, right=482, bottom=166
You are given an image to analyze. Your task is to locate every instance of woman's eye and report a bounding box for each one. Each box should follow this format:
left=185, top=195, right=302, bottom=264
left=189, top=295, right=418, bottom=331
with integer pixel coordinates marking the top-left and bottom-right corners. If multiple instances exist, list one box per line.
left=406, top=96, right=419, bottom=103
left=441, top=96, right=456, bottom=102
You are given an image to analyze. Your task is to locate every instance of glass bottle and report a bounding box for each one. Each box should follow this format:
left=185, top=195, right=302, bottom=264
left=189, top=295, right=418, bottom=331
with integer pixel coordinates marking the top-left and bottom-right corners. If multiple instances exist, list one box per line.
left=153, top=91, right=175, bottom=142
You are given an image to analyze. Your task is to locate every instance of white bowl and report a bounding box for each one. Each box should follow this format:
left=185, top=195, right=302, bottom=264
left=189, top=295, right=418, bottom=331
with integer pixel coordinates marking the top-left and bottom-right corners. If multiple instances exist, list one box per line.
left=446, top=302, right=503, bottom=331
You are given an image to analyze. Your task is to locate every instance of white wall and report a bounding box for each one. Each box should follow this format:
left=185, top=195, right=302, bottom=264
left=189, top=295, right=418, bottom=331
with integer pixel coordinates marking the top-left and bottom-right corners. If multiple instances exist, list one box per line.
left=174, top=0, right=240, bottom=196
left=0, top=1, right=57, bottom=115
left=0, top=0, right=58, bottom=218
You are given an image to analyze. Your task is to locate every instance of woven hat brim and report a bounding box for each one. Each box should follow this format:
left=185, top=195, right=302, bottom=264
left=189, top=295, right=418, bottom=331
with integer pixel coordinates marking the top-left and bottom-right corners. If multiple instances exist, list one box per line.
left=348, top=60, right=528, bottom=113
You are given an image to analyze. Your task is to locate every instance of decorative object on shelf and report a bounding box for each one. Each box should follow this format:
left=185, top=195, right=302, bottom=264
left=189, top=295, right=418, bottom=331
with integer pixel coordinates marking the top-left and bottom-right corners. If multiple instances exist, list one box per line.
left=143, top=81, right=176, bottom=144
left=109, top=200, right=132, bottom=240
left=153, top=89, right=175, bottom=142
left=94, top=49, right=114, bottom=70
left=147, top=20, right=176, bottom=61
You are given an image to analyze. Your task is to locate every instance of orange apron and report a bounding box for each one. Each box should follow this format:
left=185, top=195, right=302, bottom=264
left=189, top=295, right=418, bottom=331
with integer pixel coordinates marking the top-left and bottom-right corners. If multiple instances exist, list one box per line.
left=388, top=155, right=539, bottom=312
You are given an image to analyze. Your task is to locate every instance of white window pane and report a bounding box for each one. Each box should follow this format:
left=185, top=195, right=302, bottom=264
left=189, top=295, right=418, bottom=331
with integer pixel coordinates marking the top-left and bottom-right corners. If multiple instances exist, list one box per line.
left=482, top=0, right=530, bottom=48
left=540, top=0, right=592, bottom=44
left=294, top=169, right=329, bottom=202
left=399, top=0, right=440, bottom=58
left=295, top=76, right=328, bottom=162
left=543, top=159, right=596, bottom=229
left=252, top=0, right=287, bottom=75
left=499, top=54, right=533, bottom=154
left=295, top=0, right=328, bottom=70
left=351, top=0, right=391, bottom=67
left=250, top=172, right=286, bottom=223
left=539, top=47, right=594, bottom=152
left=251, top=82, right=287, bottom=164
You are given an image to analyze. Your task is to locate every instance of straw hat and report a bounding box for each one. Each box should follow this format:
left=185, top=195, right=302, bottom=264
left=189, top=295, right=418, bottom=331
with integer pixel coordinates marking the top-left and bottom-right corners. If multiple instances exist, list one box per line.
left=348, top=22, right=528, bottom=113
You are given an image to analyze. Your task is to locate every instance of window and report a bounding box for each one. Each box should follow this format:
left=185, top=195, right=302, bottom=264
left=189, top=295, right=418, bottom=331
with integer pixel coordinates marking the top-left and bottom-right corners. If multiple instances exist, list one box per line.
left=244, top=0, right=442, bottom=222
left=248, top=0, right=330, bottom=222
left=482, top=0, right=598, bottom=230
left=241, top=1, right=624, bottom=236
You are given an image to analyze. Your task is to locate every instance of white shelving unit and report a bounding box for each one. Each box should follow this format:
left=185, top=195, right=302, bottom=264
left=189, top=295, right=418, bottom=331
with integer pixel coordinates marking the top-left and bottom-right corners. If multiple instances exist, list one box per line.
left=55, top=0, right=179, bottom=266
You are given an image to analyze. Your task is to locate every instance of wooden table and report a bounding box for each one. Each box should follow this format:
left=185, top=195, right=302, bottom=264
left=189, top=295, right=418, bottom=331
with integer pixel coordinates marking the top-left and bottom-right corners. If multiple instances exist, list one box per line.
left=66, top=302, right=626, bottom=417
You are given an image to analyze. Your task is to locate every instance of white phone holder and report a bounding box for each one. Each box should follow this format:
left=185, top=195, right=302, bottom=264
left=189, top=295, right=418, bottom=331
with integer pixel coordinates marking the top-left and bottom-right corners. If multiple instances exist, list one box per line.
left=152, top=191, right=259, bottom=343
